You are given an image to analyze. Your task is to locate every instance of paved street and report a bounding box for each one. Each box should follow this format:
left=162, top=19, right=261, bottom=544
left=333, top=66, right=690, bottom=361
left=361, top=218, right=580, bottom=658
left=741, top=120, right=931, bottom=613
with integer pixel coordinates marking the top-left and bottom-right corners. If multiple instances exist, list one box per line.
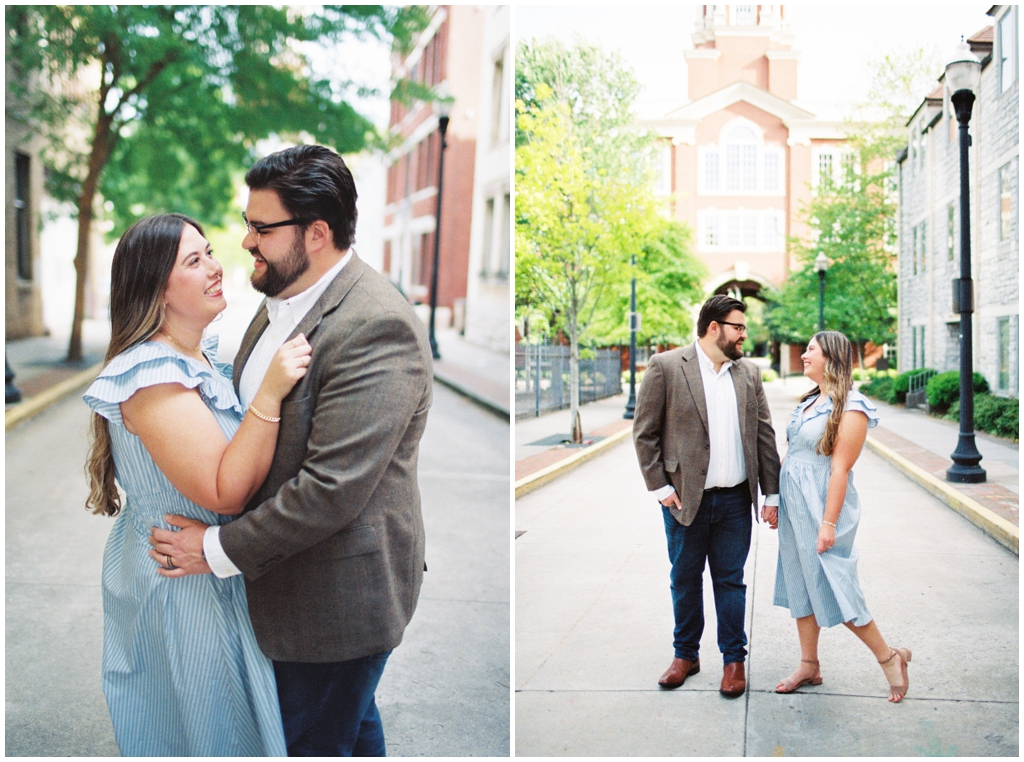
left=6, top=380, right=510, bottom=756
left=515, top=380, right=1018, bottom=756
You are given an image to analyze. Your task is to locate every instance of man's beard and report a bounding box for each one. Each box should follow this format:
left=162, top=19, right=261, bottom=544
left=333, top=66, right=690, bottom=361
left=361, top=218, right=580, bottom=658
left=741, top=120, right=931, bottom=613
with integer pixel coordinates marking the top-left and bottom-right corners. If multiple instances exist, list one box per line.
left=717, top=330, right=744, bottom=361
left=251, top=236, right=310, bottom=297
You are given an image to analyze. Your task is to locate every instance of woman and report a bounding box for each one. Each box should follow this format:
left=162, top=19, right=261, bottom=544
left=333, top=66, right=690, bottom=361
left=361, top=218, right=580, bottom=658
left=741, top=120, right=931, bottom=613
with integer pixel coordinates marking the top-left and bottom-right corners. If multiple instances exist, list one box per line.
left=83, top=214, right=311, bottom=755
left=771, top=331, right=911, bottom=703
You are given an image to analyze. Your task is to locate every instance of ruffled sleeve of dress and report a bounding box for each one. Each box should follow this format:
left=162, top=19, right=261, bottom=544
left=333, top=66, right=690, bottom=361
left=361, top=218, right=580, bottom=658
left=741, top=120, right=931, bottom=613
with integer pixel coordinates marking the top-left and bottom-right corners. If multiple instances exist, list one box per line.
left=83, top=335, right=243, bottom=426
left=844, top=389, right=880, bottom=429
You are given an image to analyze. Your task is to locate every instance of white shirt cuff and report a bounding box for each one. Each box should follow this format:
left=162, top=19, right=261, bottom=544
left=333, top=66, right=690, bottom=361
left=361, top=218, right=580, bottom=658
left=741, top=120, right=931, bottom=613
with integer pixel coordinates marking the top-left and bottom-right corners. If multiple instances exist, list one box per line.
left=651, top=484, right=676, bottom=502
left=203, top=525, right=242, bottom=578
left=763, top=494, right=779, bottom=507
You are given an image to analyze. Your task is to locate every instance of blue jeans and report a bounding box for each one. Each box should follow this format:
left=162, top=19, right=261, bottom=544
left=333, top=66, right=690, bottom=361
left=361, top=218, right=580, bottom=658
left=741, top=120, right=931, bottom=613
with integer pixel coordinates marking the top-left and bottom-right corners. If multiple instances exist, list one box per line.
left=274, top=650, right=392, bottom=757
left=662, top=485, right=752, bottom=665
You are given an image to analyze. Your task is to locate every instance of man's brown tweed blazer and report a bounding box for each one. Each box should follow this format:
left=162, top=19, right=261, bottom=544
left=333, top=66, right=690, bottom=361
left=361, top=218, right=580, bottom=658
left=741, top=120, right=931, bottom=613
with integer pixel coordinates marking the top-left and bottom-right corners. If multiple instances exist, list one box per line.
left=633, top=343, right=780, bottom=526
left=220, top=253, right=432, bottom=663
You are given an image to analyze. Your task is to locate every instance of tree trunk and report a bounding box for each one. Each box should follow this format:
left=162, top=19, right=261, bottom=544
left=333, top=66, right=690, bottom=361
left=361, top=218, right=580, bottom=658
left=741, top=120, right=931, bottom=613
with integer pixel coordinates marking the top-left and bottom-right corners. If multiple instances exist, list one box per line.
left=67, top=113, right=115, bottom=362
left=569, top=317, right=581, bottom=444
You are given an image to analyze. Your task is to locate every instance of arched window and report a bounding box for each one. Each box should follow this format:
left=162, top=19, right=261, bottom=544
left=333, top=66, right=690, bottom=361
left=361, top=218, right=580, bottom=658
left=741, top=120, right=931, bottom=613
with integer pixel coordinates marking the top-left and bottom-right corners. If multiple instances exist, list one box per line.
left=699, top=120, right=785, bottom=195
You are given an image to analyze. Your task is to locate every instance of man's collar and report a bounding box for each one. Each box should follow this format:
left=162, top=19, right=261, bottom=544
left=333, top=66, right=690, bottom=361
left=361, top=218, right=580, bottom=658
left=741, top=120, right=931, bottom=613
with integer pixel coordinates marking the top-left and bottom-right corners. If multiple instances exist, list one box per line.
left=265, top=249, right=352, bottom=325
left=695, top=339, right=732, bottom=374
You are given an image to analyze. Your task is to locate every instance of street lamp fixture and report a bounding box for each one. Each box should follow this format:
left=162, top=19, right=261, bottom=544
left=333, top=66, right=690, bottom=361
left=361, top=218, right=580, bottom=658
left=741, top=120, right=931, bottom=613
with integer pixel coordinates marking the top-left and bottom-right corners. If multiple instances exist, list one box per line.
left=814, top=251, right=829, bottom=332
left=624, top=253, right=639, bottom=419
left=428, top=87, right=454, bottom=361
left=945, top=39, right=986, bottom=484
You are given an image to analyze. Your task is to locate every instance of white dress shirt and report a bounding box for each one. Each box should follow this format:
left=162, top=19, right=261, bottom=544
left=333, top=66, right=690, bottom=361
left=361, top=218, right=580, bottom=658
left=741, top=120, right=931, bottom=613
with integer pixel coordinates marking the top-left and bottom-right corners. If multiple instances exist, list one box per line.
left=651, top=341, right=778, bottom=507
left=204, top=251, right=352, bottom=578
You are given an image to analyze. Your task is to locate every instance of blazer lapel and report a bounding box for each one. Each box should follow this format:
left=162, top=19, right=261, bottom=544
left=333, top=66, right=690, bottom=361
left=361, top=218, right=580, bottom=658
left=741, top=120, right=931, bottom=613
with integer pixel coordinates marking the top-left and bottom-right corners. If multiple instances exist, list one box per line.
left=289, top=251, right=367, bottom=342
left=233, top=301, right=269, bottom=394
left=680, top=344, right=709, bottom=436
left=730, top=362, right=749, bottom=443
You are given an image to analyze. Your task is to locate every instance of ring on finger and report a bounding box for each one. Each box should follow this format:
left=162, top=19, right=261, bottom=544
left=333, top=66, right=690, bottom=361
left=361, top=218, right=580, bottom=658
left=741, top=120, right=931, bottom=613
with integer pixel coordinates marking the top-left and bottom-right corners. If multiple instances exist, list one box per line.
left=165, top=553, right=177, bottom=570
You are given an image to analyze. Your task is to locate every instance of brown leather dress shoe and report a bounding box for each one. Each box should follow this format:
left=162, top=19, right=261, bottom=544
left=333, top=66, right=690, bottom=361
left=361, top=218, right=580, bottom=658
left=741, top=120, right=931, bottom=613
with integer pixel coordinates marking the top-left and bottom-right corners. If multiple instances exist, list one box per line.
left=720, top=661, right=746, bottom=697
left=658, top=657, right=700, bottom=689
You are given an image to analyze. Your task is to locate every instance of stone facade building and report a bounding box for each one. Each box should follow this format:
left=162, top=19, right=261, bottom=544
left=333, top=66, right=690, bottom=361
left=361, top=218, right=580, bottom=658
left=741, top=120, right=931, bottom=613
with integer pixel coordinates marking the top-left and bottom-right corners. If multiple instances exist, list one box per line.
left=897, top=5, right=1018, bottom=398
left=383, top=6, right=484, bottom=330
left=641, top=5, right=848, bottom=370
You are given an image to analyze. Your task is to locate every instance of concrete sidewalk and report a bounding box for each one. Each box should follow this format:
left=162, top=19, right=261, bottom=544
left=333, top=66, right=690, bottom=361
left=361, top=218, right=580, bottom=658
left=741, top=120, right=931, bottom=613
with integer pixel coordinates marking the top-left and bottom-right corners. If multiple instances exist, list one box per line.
left=515, top=374, right=1019, bottom=756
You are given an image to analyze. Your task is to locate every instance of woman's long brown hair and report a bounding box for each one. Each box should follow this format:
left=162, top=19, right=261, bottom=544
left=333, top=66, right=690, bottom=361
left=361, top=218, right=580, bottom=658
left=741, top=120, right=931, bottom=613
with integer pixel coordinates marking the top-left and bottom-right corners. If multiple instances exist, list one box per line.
left=85, top=214, right=203, bottom=516
left=798, top=331, right=854, bottom=457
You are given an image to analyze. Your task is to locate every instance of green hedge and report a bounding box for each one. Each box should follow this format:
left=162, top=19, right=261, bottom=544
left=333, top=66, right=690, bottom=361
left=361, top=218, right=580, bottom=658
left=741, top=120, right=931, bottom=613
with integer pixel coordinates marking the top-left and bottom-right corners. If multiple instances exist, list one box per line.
left=859, top=374, right=898, bottom=404
left=926, top=371, right=990, bottom=413
left=944, top=393, right=1019, bottom=440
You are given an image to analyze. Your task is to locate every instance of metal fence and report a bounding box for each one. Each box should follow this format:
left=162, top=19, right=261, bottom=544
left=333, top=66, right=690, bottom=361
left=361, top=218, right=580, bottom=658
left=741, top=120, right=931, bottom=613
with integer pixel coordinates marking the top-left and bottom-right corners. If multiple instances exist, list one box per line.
left=514, top=344, right=623, bottom=420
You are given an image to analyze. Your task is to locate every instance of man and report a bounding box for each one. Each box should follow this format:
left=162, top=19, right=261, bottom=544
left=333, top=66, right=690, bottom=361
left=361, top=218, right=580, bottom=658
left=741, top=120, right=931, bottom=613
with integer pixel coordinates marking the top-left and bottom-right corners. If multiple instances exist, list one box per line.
left=632, top=295, right=780, bottom=698
left=151, top=144, right=432, bottom=755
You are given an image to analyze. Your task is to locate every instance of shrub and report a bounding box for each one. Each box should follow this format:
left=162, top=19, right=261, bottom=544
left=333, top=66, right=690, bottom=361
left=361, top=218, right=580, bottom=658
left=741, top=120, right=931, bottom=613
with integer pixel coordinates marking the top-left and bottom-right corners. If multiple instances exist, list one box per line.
left=859, top=374, right=898, bottom=404
left=761, top=368, right=778, bottom=383
left=926, top=371, right=990, bottom=413
left=946, top=394, right=1020, bottom=440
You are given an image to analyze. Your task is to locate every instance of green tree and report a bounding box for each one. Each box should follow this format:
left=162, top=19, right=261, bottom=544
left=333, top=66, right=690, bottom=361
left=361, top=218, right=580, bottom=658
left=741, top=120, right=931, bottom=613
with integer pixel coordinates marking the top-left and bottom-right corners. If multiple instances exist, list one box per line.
left=516, top=89, right=654, bottom=440
left=589, top=219, right=707, bottom=347
left=6, top=5, right=428, bottom=361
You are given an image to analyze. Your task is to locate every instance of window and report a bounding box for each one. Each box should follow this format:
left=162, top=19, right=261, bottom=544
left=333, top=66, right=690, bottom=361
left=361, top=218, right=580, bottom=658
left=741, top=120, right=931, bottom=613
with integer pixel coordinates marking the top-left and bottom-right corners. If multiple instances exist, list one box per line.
left=734, top=6, right=755, bottom=25
left=818, top=152, right=833, bottom=184
left=499, top=193, right=511, bottom=277
left=913, top=325, right=926, bottom=369
left=15, top=152, right=31, bottom=281
left=698, top=210, right=784, bottom=252
left=947, top=203, right=956, bottom=261
left=481, top=198, right=495, bottom=276
left=1000, top=162, right=1014, bottom=241
left=700, top=123, right=784, bottom=195
left=917, top=221, right=927, bottom=273
left=997, top=317, right=1011, bottom=392
left=999, top=8, right=1017, bottom=94
left=912, top=225, right=918, bottom=275
left=490, top=50, right=508, bottom=145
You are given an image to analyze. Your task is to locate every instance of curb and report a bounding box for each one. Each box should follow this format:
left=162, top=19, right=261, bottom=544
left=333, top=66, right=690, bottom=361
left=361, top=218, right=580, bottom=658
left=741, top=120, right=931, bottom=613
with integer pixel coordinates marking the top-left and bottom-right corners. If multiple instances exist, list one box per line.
left=865, top=434, right=1019, bottom=556
left=515, top=424, right=633, bottom=499
left=432, top=370, right=510, bottom=420
left=5, top=362, right=105, bottom=432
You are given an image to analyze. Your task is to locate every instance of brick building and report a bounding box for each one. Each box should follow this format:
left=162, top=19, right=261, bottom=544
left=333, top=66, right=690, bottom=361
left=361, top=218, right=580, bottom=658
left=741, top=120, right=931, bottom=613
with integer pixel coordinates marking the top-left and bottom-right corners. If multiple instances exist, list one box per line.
left=897, top=5, right=1018, bottom=398
left=642, top=6, right=847, bottom=303
left=463, top=6, right=510, bottom=353
left=383, top=6, right=484, bottom=330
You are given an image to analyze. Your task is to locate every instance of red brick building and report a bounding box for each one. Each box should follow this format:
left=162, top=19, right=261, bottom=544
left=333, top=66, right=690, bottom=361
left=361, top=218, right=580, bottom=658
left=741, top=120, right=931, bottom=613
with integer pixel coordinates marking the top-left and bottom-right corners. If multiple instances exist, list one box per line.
left=383, top=6, right=484, bottom=327
left=644, top=5, right=848, bottom=306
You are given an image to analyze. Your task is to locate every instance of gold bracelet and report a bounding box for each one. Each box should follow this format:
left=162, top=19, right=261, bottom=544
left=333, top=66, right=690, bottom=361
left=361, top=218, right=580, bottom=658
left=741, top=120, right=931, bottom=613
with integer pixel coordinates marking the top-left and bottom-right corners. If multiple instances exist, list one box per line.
left=248, top=404, right=281, bottom=423
left=822, top=519, right=837, bottom=528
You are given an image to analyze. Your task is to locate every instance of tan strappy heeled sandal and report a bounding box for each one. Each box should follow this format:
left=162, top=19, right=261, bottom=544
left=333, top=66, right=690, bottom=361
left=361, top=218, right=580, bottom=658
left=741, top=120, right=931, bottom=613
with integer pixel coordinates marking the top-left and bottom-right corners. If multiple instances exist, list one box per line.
left=878, top=647, right=912, bottom=702
left=775, top=659, right=823, bottom=694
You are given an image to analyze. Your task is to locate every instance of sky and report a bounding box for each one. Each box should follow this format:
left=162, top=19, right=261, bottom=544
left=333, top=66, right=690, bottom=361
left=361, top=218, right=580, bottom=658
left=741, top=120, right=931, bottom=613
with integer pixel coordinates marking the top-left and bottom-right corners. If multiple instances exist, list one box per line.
left=515, top=5, right=996, bottom=120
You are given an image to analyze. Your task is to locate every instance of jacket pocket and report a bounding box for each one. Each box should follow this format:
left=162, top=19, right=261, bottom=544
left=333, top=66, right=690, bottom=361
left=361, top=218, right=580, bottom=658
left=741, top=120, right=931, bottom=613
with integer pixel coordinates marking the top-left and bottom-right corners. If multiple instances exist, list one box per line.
left=664, top=460, right=678, bottom=473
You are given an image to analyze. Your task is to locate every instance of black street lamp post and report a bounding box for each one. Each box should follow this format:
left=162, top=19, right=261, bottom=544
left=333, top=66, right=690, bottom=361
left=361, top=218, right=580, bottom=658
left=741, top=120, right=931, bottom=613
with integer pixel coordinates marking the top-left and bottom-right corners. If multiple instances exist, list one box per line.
left=428, top=95, right=454, bottom=361
left=624, top=254, right=638, bottom=419
left=945, top=40, right=986, bottom=483
left=814, top=251, right=828, bottom=332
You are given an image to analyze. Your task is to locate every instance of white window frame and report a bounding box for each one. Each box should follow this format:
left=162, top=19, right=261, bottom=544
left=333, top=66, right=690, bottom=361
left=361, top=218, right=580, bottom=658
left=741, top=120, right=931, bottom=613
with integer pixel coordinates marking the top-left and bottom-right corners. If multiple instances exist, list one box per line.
left=812, top=146, right=858, bottom=189
left=699, top=120, right=785, bottom=197
left=999, top=6, right=1018, bottom=95
left=697, top=208, right=785, bottom=253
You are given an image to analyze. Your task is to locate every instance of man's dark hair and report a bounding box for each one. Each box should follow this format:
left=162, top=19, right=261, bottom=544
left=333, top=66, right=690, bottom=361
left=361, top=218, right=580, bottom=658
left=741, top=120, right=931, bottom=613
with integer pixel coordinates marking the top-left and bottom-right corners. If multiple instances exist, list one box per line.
left=245, top=144, right=358, bottom=251
left=696, top=294, right=746, bottom=338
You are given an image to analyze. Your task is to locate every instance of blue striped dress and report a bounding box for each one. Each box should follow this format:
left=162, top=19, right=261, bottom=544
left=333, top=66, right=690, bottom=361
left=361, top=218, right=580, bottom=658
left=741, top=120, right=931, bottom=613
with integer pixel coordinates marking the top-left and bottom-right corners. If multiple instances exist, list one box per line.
left=83, top=336, right=286, bottom=757
left=773, top=390, right=880, bottom=628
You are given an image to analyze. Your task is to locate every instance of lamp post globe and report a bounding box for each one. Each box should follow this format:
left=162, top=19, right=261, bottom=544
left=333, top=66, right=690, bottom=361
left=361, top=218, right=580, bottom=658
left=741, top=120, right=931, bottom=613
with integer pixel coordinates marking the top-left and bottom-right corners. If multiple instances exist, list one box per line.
left=428, top=89, right=454, bottom=361
left=944, top=39, right=986, bottom=484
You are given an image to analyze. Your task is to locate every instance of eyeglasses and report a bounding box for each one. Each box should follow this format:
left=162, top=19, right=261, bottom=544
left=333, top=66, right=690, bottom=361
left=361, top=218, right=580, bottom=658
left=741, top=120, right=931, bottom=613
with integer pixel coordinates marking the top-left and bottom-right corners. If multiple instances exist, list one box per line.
left=242, top=213, right=307, bottom=245
left=717, top=320, right=748, bottom=335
